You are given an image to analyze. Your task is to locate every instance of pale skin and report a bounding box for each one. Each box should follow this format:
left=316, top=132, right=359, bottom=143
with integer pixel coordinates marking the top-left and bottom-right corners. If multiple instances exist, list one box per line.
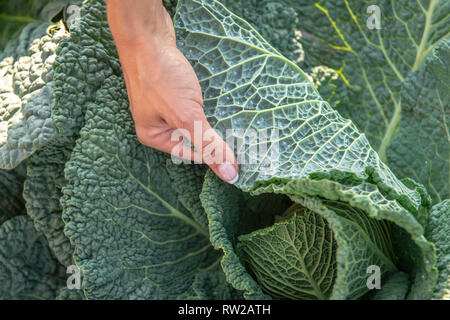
left=106, top=0, right=239, bottom=183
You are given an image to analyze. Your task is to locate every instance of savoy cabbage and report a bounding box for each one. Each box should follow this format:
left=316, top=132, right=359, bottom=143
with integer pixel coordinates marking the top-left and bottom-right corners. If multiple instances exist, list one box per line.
left=0, top=0, right=448, bottom=300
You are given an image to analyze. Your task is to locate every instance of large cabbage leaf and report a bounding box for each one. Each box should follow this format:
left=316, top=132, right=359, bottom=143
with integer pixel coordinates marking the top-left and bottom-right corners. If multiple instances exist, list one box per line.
left=23, top=137, right=74, bottom=267
left=4, top=0, right=121, bottom=272
left=180, top=0, right=449, bottom=204
left=279, top=0, right=449, bottom=204
left=52, top=0, right=121, bottom=139
left=0, top=17, right=75, bottom=268
left=174, top=0, right=422, bottom=209
left=0, top=1, right=83, bottom=170
left=0, top=22, right=65, bottom=169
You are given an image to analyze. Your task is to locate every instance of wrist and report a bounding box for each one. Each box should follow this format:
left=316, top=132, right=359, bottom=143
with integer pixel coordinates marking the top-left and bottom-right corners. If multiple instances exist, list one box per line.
left=106, top=0, right=175, bottom=48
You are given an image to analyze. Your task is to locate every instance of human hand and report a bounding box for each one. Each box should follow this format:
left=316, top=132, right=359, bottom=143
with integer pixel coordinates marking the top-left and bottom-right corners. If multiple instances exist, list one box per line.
left=106, top=0, right=239, bottom=183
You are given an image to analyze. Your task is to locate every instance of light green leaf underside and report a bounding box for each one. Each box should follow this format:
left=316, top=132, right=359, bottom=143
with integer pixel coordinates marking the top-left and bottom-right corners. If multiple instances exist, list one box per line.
left=166, top=0, right=303, bottom=64
left=237, top=208, right=337, bottom=300
left=215, top=0, right=302, bottom=65
left=0, top=215, right=64, bottom=299
left=174, top=0, right=422, bottom=213
left=0, top=22, right=65, bottom=169
left=178, top=0, right=448, bottom=205
left=388, top=38, right=449, bottom=204
left=425, top=200, right=450, bottom=300
left=61, top=75, right=219, bottom=299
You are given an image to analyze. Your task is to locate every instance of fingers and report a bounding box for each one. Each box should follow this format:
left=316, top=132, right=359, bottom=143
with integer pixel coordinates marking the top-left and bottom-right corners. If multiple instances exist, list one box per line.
left=136, top=125, right=196, bottom=163
left=137, top=114, right=239, bottom=184
left=179, top=114, right=239, bottom=184
left=135, top=105, right=239, bottom=184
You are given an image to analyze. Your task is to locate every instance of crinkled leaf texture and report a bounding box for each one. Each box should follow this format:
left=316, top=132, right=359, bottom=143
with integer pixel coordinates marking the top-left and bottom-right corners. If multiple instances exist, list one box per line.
left=52, top=0, right=121, bottom=139
left=0, top=22, right=66, bottom=169
left=0, top=16, right=77, bottom=270
left=388, top=39, right=449, bottom=204
left=6, top=0, right=122, bottom=272
left=170, top=0, right=449, bottom=204
left=165, top=161, right=209, bottom=230
left=174, top=0, right=436, bottom=299
left=0, top=215, right=64, bottom=299
left=0, top=164, right=26, bottom=224
left=61, top=75, right=220, bottom=299
left=23, top=137, right=75, bottom=267
left=177, top=267, right=244, bottom=300
left=0, top=8, right=79, bottom=269
left=426, top=200, right=450, bottom=300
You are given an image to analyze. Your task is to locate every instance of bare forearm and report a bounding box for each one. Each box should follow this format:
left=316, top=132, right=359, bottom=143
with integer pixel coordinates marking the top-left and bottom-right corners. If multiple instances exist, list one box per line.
left=105, top=0, right=239, bottom=183
left=106, top=0, right=174, bottom=47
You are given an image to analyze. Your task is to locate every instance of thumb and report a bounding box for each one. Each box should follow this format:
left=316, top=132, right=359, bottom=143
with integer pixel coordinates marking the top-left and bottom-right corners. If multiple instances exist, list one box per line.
left=186, top=116, right=239, bottom=184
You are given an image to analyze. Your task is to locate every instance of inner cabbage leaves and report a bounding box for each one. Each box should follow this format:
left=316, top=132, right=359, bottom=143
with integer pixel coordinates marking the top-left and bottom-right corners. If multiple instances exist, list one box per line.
left=237, top=202, right=397, bottom=300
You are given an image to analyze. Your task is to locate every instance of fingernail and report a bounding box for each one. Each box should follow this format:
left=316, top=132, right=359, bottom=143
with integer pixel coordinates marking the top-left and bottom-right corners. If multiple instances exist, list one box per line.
left=218, top=162, right=238, bottom=184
